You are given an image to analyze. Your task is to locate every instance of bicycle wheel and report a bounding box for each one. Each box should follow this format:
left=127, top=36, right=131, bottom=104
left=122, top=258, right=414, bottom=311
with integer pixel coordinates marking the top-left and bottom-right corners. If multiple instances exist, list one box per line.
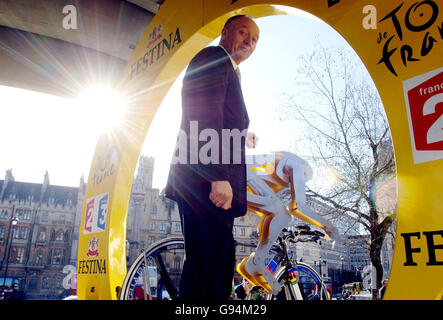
left=266, top=262, right=330, bottom=300
left=119, top=236, right=185, bottom=300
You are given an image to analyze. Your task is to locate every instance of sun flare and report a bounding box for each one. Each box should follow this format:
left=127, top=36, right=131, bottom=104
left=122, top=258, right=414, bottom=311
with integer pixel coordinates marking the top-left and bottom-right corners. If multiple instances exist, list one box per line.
left=78, top=86, right=127, bottom=133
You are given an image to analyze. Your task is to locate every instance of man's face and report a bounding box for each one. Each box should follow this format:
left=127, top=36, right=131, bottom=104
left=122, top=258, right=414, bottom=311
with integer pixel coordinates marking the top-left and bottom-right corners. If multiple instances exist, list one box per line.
left=221, top=17, right=259, bottom=65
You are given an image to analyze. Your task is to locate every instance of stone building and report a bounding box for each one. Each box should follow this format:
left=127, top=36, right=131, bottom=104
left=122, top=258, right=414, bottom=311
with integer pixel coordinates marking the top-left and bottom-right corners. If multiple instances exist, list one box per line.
left=0, top=170, right=84, bottom=299
left=0, top=156, right=261, bottom=299
left=126, top=156, right=180, bottom=265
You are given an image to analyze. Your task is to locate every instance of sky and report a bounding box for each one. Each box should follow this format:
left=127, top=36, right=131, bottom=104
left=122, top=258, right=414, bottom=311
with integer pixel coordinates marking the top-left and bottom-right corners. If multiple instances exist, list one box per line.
left=0, top=7, right=359, bottom=191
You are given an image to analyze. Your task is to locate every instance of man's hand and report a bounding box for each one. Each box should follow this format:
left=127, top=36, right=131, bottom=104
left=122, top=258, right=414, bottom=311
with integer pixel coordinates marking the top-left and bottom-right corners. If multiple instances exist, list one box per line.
left=246, top=132, right=258, bottom=148
left=209, top=180, right=233, bottom=210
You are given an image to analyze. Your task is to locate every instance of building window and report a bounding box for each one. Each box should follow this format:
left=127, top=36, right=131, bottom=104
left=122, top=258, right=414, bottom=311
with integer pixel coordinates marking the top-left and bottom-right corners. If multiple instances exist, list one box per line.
left=16, top=209, right=31, bottom=220
left=52, top=248, right=63, bottom=265
left=9, top=247, right=25, bottom=263
left=233, top=228, right=236, bottom=235
left=35, top=249, right=43, bottom=265
left=0, top=209, right=7, bottom=219
left=19, top=227, right=28, bottom=240
left=149, top=223, right=155, bottom=231
left=55, top=230, right=64, bottom=241
left=12, top=226, right=29, bottom=239
left=240, top=228, right=246, bottom=236
left=38, top=228, right=47, bottom=242
left=41, top=276, right=50, bottom=289
left=13, top=226, right=20, bottom=239
left=55, top=274, right=64, bottom=289
left=21, top=209, right=32, bottom=221
left=0, top=225, right=5, bottom=241
left=149, top=237, right=155, bottom=245
left=160, top=224, right=166, bottom=233
left=41, top=213, right=49, bottom=223
left=174, top=223, right=181, bottom=233
left=27, top=276, right=39, bottom=291
left=150, top=205, right=157, bottom=215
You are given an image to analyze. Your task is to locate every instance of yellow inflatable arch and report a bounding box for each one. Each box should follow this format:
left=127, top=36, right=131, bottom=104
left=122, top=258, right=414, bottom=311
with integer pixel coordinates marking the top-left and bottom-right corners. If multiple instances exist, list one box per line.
left=77, top=0, right=443, bottom=300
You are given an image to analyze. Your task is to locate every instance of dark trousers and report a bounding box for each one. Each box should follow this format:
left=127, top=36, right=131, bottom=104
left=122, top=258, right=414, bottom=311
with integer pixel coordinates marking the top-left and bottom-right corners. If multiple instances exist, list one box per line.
left=177, top=197, right=236, bottom=301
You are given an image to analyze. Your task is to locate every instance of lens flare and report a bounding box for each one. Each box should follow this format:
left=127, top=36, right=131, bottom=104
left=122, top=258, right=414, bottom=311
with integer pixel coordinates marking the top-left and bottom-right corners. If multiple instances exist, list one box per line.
left=370, top=175, right=397, bottom=214
left=78, top=86, right=127, bottom=133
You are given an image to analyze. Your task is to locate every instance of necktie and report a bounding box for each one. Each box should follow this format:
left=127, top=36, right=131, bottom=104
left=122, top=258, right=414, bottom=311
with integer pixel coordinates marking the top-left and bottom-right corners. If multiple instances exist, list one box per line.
left=235, top=67, right=241, bottom=83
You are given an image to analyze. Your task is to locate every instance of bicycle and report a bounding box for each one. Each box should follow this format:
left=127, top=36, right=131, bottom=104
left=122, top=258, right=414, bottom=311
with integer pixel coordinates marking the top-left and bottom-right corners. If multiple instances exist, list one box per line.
left=238, top=225, right=330, bottom=300
left=118, top=224, right=329, bottom=300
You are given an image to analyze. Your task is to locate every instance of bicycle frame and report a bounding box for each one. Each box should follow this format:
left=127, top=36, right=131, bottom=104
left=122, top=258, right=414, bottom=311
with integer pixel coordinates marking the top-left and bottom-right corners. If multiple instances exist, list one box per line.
left=270, top=234, right=305, bottom=300
left=255, top=229, right=329, bottom=301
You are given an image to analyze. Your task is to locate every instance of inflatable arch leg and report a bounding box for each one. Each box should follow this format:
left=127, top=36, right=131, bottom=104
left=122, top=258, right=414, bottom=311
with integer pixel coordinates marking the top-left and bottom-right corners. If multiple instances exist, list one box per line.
left=77, top=0, right=443, bottom=300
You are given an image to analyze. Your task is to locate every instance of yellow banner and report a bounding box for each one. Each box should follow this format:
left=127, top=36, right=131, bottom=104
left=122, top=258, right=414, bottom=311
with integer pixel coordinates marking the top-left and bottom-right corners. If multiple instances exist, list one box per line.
left=78, top=0, right=443, bottom=299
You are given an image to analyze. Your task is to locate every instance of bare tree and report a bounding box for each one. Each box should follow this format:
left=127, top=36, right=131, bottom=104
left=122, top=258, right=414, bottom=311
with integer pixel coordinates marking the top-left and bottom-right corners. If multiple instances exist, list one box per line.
left=278, top=44, right=397, bottom=299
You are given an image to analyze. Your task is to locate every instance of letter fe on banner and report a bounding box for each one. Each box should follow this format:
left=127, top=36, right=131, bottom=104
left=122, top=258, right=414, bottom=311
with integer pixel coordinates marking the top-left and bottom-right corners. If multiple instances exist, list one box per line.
left=77, top=0, right=443, bottom=299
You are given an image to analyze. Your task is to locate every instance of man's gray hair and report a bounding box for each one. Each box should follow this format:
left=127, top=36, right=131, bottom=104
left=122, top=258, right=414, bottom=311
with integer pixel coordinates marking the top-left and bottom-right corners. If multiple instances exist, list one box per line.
left=223, top=14, right=255, bottom=30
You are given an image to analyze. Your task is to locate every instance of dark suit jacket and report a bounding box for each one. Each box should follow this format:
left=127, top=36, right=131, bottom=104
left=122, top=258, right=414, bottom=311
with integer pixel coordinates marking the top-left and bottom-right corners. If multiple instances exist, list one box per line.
left=165, top=46, right=249, bottom=217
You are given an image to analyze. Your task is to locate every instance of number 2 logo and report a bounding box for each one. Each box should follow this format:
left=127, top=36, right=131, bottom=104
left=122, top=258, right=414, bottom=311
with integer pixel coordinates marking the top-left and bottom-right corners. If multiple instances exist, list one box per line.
left=84, top=199, right=94, bottom=233
left=423, top=93, right=443, bottom=145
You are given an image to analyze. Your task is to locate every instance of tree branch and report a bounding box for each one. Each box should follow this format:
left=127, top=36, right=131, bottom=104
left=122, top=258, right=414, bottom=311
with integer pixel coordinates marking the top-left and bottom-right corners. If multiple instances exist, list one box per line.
left=307, top=187, right=371, bottom=229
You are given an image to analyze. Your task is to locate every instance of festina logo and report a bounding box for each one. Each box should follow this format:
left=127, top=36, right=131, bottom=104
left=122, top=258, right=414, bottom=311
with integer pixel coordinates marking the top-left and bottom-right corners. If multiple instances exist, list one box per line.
left=78, top=259, right=107, bottom=274
left=130, top=27, right=182, bottom=80
left=86, top=236, right=99, bottom=258
left=147, top=24, right=163, bottom=49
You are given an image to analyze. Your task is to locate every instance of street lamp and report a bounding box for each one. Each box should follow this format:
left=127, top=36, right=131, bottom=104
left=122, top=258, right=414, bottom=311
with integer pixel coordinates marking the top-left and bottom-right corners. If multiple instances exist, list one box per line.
left=340, top=255, right=344, bottom=288
left=2, top=211, right=19, bottom=291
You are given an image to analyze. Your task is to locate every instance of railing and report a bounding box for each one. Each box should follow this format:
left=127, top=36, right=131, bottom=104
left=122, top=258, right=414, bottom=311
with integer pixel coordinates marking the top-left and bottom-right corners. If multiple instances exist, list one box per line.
left=26, top=262, right=45, bottom=269
left=51, top=220, right=73, bottom=226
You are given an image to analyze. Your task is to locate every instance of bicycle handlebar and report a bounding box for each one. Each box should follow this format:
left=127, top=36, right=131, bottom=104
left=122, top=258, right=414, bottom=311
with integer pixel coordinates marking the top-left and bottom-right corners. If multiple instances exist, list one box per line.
left=234, top=225, right=325, bottom=253
left=281, top=225, right=325, bottom=243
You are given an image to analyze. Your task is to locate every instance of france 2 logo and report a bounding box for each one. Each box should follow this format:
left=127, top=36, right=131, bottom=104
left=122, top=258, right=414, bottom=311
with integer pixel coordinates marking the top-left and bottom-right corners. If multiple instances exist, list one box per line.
left=403, top=67, right=443, bottom=164
left=83, top=192, right=109, bottom=234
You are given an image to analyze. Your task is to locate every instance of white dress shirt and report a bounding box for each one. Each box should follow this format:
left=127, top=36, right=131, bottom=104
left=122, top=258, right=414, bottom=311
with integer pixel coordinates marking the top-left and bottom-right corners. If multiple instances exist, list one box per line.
left=218, top=45, right=241, bottom=82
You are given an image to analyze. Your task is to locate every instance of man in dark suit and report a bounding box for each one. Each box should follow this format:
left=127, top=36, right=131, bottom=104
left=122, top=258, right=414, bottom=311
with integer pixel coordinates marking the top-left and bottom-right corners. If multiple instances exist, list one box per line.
left=165, top=15, right=259, bottom=300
